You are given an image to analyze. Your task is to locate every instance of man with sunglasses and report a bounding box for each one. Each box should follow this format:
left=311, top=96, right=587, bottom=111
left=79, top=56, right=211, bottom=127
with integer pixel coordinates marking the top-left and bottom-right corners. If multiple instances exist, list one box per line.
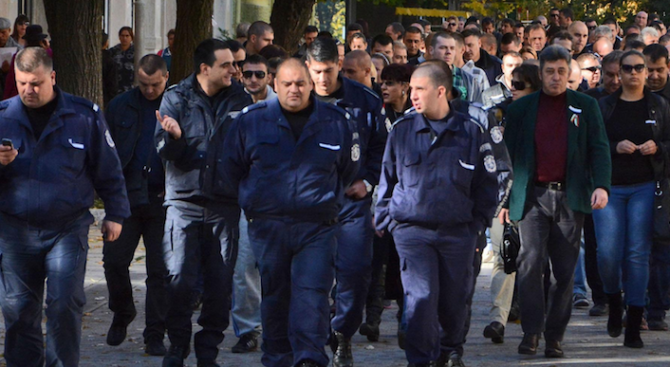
left=577, top=53, right=602, bottom=90
left=242, top=54, right=276, bottom=103
left=227, top=40, right=247, bottom=82
left=549, top=8, right=560, bottom=27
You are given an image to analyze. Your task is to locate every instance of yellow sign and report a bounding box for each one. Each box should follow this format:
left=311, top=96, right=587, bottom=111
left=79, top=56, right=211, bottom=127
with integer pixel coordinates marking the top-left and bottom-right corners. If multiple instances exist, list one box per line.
left=395, top=7, right=471, bottom=18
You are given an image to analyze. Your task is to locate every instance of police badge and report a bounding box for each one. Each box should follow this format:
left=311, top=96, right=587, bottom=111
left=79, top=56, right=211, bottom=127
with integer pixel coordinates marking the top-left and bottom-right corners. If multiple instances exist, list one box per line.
left=490, top=126, right=503, bottom=144
left=351, top=143, right=360, bottom=162
left=484, top=155, right=497, bottom=173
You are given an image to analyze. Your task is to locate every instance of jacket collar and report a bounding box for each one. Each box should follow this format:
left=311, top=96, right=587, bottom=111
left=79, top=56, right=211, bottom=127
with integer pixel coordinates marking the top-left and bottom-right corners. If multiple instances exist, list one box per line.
left=5, top=86, right=74, bottom=136
left=267, top=95, right=326, bottom=143
left=412, top=105, right=462, bottom=134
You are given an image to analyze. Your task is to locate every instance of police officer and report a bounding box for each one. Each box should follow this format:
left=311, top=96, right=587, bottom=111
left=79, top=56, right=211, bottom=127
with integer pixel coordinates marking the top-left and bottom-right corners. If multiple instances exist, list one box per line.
left=220, top=58, right=359, bottom=367
left=375, top=62, right=497, bottom=367
left=103, top=54, right=169, bottom=355
left=304, top=36, right=387, bottom=367
left=155, top=38, right=252, bottom=367
left=0, top=47, right=130, bottom=367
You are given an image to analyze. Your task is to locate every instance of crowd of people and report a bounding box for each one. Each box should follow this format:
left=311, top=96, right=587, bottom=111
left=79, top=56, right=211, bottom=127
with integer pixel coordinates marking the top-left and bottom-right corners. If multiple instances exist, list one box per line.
left=0, top=5, right=670, bottom=367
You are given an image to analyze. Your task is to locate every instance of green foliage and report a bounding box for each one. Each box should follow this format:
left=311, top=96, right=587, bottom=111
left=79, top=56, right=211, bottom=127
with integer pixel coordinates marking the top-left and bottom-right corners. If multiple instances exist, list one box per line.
left=314, top=1, right=346, bottom=42
left=218, top=27, right=232, bottom=40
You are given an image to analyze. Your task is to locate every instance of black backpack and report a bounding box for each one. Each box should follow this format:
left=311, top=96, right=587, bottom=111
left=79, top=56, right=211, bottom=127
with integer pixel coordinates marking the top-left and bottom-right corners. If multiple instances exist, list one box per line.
left=501, top=222, right=520, bottom=274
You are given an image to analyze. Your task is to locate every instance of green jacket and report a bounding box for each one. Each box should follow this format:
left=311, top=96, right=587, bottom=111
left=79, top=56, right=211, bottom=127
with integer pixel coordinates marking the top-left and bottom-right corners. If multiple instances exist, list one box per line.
left=504, top=90, right=611, bottom=221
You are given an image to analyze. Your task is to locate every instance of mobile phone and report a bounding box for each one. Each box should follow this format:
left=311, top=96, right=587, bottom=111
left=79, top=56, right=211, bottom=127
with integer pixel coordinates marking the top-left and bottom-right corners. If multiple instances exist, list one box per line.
left=2, top=138, right=13, bottom=149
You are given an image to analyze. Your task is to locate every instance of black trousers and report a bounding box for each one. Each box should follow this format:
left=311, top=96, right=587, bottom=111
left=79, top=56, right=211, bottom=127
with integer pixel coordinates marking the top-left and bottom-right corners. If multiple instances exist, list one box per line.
left=583, top=214, right=607, bottom=305
left=103, top=196, right=167, bottom=342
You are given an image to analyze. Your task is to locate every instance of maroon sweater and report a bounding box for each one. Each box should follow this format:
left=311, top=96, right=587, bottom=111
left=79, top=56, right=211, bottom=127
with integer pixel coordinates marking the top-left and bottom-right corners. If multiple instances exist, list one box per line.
left=535, top=91, right=568, bottom=183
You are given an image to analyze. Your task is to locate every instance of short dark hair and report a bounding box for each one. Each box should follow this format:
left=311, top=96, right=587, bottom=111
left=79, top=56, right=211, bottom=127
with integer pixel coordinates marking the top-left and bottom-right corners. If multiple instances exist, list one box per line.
left=259, top=44, right=288, bottom=60
left=15, top=47, right=53, bottom=73
left=306, top=36, right=339, bottom=63
left=501, top=33, right=521, bottom=46
left=387, top=22, right=405, bottom=36
left=405, top=26, right=424, bottom=39
left=539, top=45, right=571, bottom=71
left=372, top=34, right=394, bottom=49
left=193, top=38, right=230, bottom=74
left=559, top=8, right=574, bottom=21
left=501, top=18, right=515, bottom=29
left=514, top=22, right=525, bottom=30
left=482, top=17, right=494, bottom=27
left=583, top=17, right=595, bottom=24
left=317, top=31, right=333, bottom=38
left=625, top=24, right=641, bottom=33
left=418, top=60, right=453, bottom=92
left=527, top=23, right=546, bottom=35
left=347, top=23, right=363, bottom=33
left=660, top=34, right=670, bottom=46
left=620, top=50, right=646, bottom=68
left=601, top=50, right=624, bottom=67
left=226, top=39, right=243, bottom=53
left=461, top=29, right=481, bottom=40
left=603, top=18, right=617, bottom=26
left=243, top=54, right=270, bottom=71
left=643, top=43, right=668, bottom=64
left=304, top=25, right=318, bottom=34
left=167, top=29, right=176, bottom=37
left=247, top=21, right=272, bottom=38
left=139, top=54, right=167, bottom=76
left=380, top=63, right=415, bottom=83
left=512, top=64, right=541, bottom=92
left=625, top=39, right=646, bottom=51
left=552, top=31, right=573, bottom=43
left=349, top=32, right=367, bottom=45
left=119, top=26, right=133, bottom=39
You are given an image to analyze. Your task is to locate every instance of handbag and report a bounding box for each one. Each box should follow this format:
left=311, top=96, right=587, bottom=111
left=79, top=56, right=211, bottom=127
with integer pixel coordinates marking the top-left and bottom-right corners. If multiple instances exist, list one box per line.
left=501, top=222, right=521, bottom=274
left=653, top=178, right=670, bottom=246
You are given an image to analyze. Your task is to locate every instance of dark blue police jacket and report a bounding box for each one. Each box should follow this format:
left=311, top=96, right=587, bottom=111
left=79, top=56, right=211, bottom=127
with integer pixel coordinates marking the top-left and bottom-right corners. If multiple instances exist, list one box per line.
left=220, top=97, right=360, bottom=223
left=338, top=77, right=387, bottom=186
left=106, top=87, right=163, bottom=208
left=155, top=74, right=252, bottom=204
left=0, top=87, right=130, bottom=226
left=375, top=109, right=497, bottom=233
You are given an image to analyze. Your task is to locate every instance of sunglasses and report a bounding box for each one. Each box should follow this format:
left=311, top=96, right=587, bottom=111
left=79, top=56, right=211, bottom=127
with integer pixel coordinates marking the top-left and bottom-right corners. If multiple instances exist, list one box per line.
left=587, top=26, right=597, bottom=31
left=550, top=14, right=560, bottom=18
left=581, top=66, right=601, bottom=73
left=449, top=23, right=457, bottom=27
left=243, top=70, right=266, bottom=79
left=233, top=60, right=245, bottom=69
left=621, top=63, right=645, bottom=73
left=511, top=80, right=527, bottom=90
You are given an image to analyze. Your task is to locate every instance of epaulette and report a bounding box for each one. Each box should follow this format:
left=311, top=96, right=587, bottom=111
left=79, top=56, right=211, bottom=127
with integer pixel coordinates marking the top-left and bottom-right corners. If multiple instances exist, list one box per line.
left=403, top=106, right=416, bottom=115
left=391, top=110, right=416, bottom=130
left=240, top=101, right=267, bottom=115
left=70, top=94, right=100, bottom=113
left=324, top=102, right=352, bottom=120
left=362, top=85, right=381, bottom=101
left=166, top=84, right=179, bottom=91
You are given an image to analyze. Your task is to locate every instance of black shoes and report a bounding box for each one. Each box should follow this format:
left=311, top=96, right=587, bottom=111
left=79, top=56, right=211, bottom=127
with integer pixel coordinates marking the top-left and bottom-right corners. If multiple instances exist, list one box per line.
left=359, top=321, right=380, bottom=342
left=624, top=306, right=644, bottom=348
left=162, top=345, right=190, bottom=367
left=589, top=303, right=609, bottom=316
left=483, top=322, right=505, bottom=344
left=145, top=337, right=167, bottom=356
left=647, top=318, right=669, bottom=331
left=544, top=340, right=564, bottom=358
left=518, top=333, right=539, bottom=355
left=231, top=332, right=259, bottom=353
left=446, top=352, right=465, bottom=367
left=607, top=293, right=623, bottom=338
left=573, top=293, right=590, bottom=309
left=106, top=311, right=136, bottom=346
left=332, top=331, right=354, bottom=367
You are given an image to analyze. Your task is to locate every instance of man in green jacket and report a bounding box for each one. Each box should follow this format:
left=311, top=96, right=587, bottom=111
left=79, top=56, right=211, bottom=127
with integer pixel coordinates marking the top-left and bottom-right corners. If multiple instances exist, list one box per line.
left=500, top=45, right=611, bottom=359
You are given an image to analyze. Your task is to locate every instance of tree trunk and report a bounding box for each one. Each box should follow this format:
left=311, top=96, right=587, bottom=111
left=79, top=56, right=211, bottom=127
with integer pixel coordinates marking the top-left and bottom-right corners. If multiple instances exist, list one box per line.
left=270, top=0, right=317, bottom=55
left=43, top=0, right=103, bottom=106
left=170, top=0, right=214, bottom=85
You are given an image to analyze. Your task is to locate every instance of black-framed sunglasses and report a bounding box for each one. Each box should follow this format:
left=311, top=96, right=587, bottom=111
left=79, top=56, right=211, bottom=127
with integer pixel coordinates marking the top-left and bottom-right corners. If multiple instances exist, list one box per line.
left=621, top=63, right=645, bottom=73
left=550, top=13, right=560, bottom=18
left=242, top=70, right=267, bottom=79
left=449, top=23, right=457, bottom=27
left=233, top=60, right=245, bottom=69
left=511, top=80, right=527, bottom=90
left=582, top=66, right=601, bottom=73
left=587, top=26, right=597, bottom=31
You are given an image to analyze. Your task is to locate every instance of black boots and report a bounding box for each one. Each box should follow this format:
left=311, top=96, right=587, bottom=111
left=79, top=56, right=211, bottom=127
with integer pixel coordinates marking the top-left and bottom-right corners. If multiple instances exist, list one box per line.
left=332, top=331, right=354, bottom=367
left=624, top=306, right=644, bottom=348
left=607, top=292, right=623, bottom=338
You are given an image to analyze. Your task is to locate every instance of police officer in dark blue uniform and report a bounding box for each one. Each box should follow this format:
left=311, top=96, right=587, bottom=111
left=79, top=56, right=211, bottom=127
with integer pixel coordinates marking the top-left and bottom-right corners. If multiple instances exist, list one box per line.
left=0, top=47, right=130, bottom=367
left=220, top=58, right=359, bottom=367
left=304, top=37, right=387, bottom=367
left=375, top=62, right=497, bottom=367
left=155, top=38, right=252, bottom=367
left=103, top=54, right=170, bottom=355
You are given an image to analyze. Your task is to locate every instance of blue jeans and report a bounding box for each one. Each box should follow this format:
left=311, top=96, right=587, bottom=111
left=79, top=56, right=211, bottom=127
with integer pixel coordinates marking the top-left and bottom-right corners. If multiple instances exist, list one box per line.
left=0, top=211, right=92, bottom=367
left=232, top=214, right=262, bottom=337
left=573, top=245, right=587, bottom=296
left=592, top=182, right=654, bottom=307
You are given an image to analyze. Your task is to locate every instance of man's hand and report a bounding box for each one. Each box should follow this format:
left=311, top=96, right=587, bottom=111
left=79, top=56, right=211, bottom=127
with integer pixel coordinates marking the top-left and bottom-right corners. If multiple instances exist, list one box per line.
left=372, top=216, right=384, bottom=237
left=591, top=188, right=608, bottom=210
left=0, top=145, right=18, bottom=166
left=101, top=220, right=123, bottom=242
left=345, top=180, right=368, bottom=200
left=498, top=208, right=510, bottom=225
left=616, top=140, right=637, bottom=154
left=638, top=140, right=658, bottom=156
left=156, top=111, right=182, bottom=140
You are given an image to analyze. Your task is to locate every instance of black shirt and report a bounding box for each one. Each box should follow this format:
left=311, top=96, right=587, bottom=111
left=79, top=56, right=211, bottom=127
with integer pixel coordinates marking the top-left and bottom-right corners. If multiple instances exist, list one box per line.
left=281, top=102, right=314, bottom=141
left=314, top=85, right=345, bottom=105
left=25, top=92, right=59, bottom=141
left=607, top=98, right=655, bottom=185
left=133, top=93, right=165, bottom=192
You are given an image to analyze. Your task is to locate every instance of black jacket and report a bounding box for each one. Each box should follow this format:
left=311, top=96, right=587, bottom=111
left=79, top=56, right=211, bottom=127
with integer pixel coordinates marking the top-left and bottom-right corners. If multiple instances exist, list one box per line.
left=599, top=88, right=670, bottom=179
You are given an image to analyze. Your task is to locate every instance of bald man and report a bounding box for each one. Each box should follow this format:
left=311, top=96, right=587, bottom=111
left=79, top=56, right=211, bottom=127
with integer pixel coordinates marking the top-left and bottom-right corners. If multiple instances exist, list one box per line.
left=568, top=21, right=589, bottom=57
left=592, top=38, right=613, bottom=59
left=635, top=11, right=648, bottom=29
left=342, top=50, right=373, bottom=88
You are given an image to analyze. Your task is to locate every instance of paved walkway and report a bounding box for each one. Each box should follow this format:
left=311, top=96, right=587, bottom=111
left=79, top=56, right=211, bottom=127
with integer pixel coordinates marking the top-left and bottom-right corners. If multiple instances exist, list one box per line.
left=6, top=220, right=670, bottom=367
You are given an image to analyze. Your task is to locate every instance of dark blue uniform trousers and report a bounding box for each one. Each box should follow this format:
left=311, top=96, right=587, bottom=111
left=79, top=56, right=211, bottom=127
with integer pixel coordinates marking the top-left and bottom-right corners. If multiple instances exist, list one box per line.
left=248, top=217, right=337, bottom=367
left=163, top=201, right=239, bottom=362
left=103, top=195, right=167, bottom=342
left=332, top=198, right=374, bottom=337
left=0, top=211, right=92, bottom=367
left=392, top=222, right=477, bottom=364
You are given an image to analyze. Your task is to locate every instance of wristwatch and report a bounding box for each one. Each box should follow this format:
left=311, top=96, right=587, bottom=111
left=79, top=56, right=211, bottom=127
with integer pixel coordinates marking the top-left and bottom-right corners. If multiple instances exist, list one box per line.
left=363, top=179, right=373, bottom=193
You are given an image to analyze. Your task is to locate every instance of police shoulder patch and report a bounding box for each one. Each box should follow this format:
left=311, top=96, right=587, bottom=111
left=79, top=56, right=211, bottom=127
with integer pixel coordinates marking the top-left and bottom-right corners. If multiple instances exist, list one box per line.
left=490, top=126, right=504, bottom=144
left=351, top=143, right=360, bottom=162
left=484, top=155, right=497, bottom=173
left=241, top=102, right=266, bottom=115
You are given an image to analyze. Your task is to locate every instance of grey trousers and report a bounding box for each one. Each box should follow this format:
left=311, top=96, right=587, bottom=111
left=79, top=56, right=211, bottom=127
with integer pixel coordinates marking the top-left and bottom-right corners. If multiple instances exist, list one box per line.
left=517, top=187, right=584, bottom=342
left=489, top=219, right=516, bottom=325
left=232, top=215, right=263, bottom=337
